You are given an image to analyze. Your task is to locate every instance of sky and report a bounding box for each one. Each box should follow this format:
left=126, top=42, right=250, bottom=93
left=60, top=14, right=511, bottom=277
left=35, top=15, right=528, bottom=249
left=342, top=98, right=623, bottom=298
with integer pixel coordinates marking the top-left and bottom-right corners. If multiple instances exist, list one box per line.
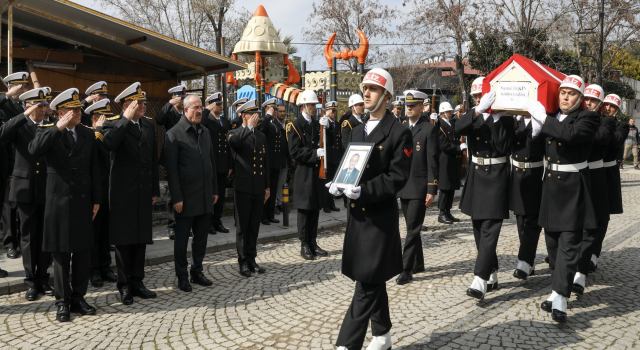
left=70, top=0, right=408, bottom=70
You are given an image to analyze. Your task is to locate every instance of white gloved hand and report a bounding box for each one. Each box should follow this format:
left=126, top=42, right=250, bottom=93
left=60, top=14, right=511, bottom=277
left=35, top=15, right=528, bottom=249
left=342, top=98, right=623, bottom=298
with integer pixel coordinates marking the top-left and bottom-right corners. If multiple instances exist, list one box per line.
left=516, top=115, right=523, bottom=122
left=526, top=101, right=547, bottom=123
left=316, top=148, right=325, bottom=158
left=460, top=143, right=468, bottom=151
left=476, top=91, right=496, bottom=113
left=344, top=185, right=361, bottom=200
left=319, top=116, right=330, bottom=127
left=328, top=182, right=343, bottom=196
left=430, top=113, right=438, bottom=120
left=531, top=117, right=543, bottom=137
left=492, top=111, right=509, bottom=122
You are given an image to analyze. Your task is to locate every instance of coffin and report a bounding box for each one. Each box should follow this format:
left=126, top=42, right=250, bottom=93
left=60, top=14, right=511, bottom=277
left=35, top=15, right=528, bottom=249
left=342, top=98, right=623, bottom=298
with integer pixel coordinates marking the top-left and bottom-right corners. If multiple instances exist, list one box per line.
left=482, top=54, right=566, bottom=115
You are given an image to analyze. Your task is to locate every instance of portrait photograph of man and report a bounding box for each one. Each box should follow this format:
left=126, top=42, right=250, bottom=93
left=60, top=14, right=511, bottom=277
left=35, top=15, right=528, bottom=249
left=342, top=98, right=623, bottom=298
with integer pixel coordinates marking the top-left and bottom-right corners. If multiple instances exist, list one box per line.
left=333, top=143, right=373, bottom=188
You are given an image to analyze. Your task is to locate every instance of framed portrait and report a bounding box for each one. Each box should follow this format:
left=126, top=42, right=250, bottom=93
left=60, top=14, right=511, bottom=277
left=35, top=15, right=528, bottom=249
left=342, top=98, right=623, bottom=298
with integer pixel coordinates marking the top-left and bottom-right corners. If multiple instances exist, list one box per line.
left=333, top=142, right=374, bottom=190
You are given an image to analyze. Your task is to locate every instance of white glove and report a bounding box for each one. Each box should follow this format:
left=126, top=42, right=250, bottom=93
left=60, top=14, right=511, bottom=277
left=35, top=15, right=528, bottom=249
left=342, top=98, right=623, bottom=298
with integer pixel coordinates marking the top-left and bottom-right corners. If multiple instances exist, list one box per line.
left=492, top=111, right=509, bottom=122
left=460, top=143, right=467, bottom=151
left=430, top=113, right=438, bottom=120
left=328, top=182, right=343, bottom=196
left=344, top=185, right=361, bottom=200
left=526, top=101, right=547, bottom=123
left=531, top=117, right=543, bottom=137
left=482, top=113, right=491, bottom=121
left=516, top=115, right=522, bottom=122
left=476, top=91, right=496, bottom=113
left=319, top=116, right=330, bottom=127
left=316, top=148, right=325, bottom=158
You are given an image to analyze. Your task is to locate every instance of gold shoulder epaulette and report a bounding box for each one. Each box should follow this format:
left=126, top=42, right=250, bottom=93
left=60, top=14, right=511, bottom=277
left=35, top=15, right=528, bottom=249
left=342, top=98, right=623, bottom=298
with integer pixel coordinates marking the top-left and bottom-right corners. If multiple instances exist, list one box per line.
left=80, top=124, right=94, bottom=129
left=38, top=123, right=54, bottom=127
left=107, top=115, right=121, bottom=121
left=94, top=131, right=104, bottom=141
left=144, top=116, right=153, bottom=120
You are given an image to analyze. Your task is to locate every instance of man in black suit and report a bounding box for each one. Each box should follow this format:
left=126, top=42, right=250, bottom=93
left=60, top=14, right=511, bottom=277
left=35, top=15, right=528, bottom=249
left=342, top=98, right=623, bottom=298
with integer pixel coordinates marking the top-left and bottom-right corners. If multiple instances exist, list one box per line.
left=28, top=87, right=102, bottom=322
left=80, top=81, right=109, bottom=127
left=201, top=92, right=232, bottom=234
left=396, top=90, right=439, bottom=285
left=0, top=72, right=29, bottom=118
left=435, top=102, right=465, bottom=225
left=323, top=101, right=341, bottom=213
left=340, top=94, right=365, bottom=150
left=164, top=95, right=218, bottom=292
left=0, top=87, right=53, bottom=301
left=84, top=99, right=118, bottom=287
left=336, top=154, right=361, bottom=185
left=228, top=99, right=269, bottom=277
left=258, top=98, right=283, bottom=225
left=391, top=100, right=405, bottom=123
left=102, top=82, right=160, bottom=305
left=274, top=104, right=292, bottom=213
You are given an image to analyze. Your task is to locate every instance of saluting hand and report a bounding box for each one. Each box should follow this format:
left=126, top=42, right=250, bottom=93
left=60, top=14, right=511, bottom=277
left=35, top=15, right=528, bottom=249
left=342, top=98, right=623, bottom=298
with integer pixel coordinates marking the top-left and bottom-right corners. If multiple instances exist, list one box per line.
left=248, top=113, right=259, bottom=128
left=92, top=204, right=100, bottom=220
left=86, top=94, right=100, bottom=103
left=264, top=189, right=270, bottom=204
left=123, top=100, right=138, bottom=121
left=24, top=104, right=40, bottom=117
left=425, top=194, right=435, bottom=207
left=56, top=110, right=74, bottom=131
left=169, top=97, right=181, bottom=105
left=95, top=115, right=106, bottom=127
left=206, top=104, right=215, bottom=112
left=266, top=107, right=275, bottom=116
left=6, top=85, right=21, bottom=98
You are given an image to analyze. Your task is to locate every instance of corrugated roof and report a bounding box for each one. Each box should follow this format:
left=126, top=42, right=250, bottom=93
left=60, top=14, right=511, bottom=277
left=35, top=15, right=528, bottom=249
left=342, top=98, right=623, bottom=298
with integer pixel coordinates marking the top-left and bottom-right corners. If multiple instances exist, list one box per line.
left=6, top=0, right=246, bottom=75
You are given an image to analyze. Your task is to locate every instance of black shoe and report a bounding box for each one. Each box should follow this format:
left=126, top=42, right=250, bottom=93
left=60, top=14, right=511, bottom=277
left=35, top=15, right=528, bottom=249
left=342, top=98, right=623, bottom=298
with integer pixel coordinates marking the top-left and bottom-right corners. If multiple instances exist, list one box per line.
left=248, top=261, right=266, bottom=274
left=169, top=231, right=175, bottom=240
left=396, top=271, right=412, bottom=285
left=178, top=278, right=192, bottom=292
left=466, top=288, right=484, bottom=300
left=311, top=245, right=329, bottom=257
left=101, top=270, right=118, bottom=283
left=70, top=299, right=96, bottom=315
left=40, top=284, right=55, bottom=296
left=131, top=286, right=157, bottom=299
left=214, top=224, right=229, bottom=233
left=190, top=272, right=214, bottom=286
left=540, top=300, right=552, bottom=312
left=329, top=205, right=340, bottom=212
left=109, top=245, right=116, bottom=252
left=6, top=247, right=19, bottom=259
left=513, top=269, right=529, bottom=280
left=300, top=245, right=316, bottom=260
left=90, top=275, right=104, bottom=287
left=268, top=218, right=280, bottom=223
left=239, top=262, right=252, bottom=277
left=25, top=288, right=38, bottom=301
left=261, top=219, right=271, bottom=225
left=589, top=261, right=597, bottom=273
left=544, top=256, right=549, bottom=264
left=0, top=268, right=7, bottom=278
left=572, top=283, right=585, bottom=295
left=552, top=309, right=567, bottom=323
left=412, top=265, right=425, bottom=274
left=421, top=225, right=428, bottom=231
left=120, top=286, right=133, bottom=305
left=56, top=305, right=70, bottom=322
left=446, top=210, right=460, bottom=222
left=323, top=207, right=331, bottom=213
left=274, top=206, right=281, bottom=215
left=438, top=211, right=453, bottom=225
left=208, top=225, right=217, bottom=235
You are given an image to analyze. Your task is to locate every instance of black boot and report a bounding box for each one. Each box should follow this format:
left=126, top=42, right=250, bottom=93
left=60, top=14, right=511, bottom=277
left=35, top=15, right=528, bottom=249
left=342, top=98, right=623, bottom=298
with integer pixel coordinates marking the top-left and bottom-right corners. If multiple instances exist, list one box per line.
left=438, top=210, right=453, bottom=225
left=300, top=244, right=316, bottom=260
left=446, top=209, right=460, bottom=222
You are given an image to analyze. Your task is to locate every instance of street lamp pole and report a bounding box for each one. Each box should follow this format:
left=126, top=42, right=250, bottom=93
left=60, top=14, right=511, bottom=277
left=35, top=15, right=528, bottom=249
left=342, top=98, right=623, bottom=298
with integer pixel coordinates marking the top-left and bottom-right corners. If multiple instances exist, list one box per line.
left=598, top=0, right=604, bottom=86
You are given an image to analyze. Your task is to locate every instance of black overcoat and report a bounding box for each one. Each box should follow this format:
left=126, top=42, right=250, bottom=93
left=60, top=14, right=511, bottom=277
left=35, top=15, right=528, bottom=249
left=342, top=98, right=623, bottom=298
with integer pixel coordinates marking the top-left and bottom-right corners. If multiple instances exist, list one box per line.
left=398, top=117, right=438, bottom=199
left=436, top=117, right=463, bottom=191
left=341, top=111, right=412, bottom=284
left=228, top=126, right=269, bottom=194
left=286, top=115, right=325, bottom=210
left=258, top=113, right=286, bottom=170
left=164, top=116, right=217, bottom=217
left=604, top=118, right=629, bottom=214
left=28, top=124, right=101, bottom=253
left=340, top=111, right=363, bottom=150
left=509, top=119, right=545, bottom=215
left=456, top=110, right=513, bottom=220
left=201, top=109, right=232, bottom=173
left=537, top=109, right=599, bottom=231
left=102, top=116, right=160, bottom=245
left=588, top=116, right=615, bottom=223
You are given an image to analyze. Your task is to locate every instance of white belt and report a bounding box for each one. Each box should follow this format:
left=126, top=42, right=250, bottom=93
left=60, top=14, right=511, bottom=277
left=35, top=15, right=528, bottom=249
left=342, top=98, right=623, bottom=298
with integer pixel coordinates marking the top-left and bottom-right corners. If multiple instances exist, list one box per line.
left=588, top=159, right=604, bottom=169
left=510, top=156, right=544, bottom=169
left=471, top=156, right=507, bottom=166
left=547, top=161, right=588, bottom=172
left=603, top=160, right=618, bottom=168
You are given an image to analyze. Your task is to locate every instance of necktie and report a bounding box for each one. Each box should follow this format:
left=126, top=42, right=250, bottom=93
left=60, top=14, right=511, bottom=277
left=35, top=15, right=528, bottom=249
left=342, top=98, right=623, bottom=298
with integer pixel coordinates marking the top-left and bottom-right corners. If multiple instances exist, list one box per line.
left=410, top=125, right=414, bottom=130
left=65, top=130, right=75, bottom=148
left=220, top=118, right=223, bottom=127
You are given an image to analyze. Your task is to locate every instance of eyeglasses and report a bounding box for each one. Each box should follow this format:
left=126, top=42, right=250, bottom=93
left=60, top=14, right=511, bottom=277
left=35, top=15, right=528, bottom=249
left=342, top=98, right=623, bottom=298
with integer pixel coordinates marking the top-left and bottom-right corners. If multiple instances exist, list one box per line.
left=188, top=106, right=203, bottom=110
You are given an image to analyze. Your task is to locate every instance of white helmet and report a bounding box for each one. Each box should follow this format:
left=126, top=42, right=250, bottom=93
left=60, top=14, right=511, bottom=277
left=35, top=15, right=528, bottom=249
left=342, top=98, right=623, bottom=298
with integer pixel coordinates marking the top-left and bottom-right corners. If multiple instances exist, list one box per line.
left=454, top=104, right=462, bottom=111
left=559, top=75, right=585, bottom=95
left=603, top=94, right=621, bottom=109
left=439, top=102, right=453, bottom=113
left=297, top=89, right=319, bottom=106
left=360, top=68, right=394, bottom=113
left=584, top=84, right=604, bottom=101
left=348, top=94, right=365, bottom=108
left=470, top=77, right=484, bottom=96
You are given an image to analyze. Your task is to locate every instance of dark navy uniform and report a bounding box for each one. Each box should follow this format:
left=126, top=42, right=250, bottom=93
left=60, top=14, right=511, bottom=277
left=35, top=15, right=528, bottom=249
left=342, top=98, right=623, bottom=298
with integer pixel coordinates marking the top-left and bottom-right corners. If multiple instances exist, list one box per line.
left=258, top=112, right=285, bottom=223
left=436, top=117, right=463, bottom=222
left=397, top=117, right=438, bottom=278
left=510, top=118, right=545, bottom=277
left=340, top=111, right=363, bottom=150
left=325, top=115, right=342, bottom=211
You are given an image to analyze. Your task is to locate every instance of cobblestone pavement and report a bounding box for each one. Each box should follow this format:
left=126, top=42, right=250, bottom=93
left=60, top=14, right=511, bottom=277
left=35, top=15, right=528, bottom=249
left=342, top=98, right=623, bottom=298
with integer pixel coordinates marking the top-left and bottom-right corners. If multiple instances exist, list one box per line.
left=1, top=172, right=640, bottom=349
